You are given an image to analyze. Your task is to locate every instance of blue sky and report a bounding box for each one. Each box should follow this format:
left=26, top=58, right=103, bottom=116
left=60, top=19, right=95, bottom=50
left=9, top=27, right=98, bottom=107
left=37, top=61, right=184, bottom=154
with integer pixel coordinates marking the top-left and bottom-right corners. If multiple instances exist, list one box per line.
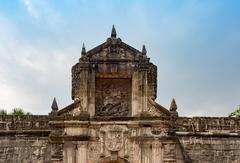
left=0, top=0, right=240, bottom=116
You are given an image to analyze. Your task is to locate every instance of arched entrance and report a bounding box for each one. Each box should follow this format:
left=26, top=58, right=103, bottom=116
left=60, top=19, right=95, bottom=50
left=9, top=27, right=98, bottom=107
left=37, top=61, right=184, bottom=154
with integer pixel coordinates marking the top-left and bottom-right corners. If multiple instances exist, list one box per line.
left=98, top=157, right=130, bottom=163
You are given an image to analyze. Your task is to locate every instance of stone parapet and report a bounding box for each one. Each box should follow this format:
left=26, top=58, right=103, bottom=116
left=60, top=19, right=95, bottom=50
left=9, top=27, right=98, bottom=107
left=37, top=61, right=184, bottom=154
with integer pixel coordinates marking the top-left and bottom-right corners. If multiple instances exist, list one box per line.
left=0, top=115, right=49, bottom=130
left=177, top=117, right=240, bottom=135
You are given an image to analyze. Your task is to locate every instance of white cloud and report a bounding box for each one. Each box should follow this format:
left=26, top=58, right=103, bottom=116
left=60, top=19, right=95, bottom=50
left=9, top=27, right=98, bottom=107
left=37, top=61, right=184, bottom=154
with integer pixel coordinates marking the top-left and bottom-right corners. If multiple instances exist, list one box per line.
left=22, top=0, right=40, bottom=19
left=21, top=0, right=63, bottom=28
left=1, top=1, right=239, bottom=116
left=0, top=15, right=73, bottom=114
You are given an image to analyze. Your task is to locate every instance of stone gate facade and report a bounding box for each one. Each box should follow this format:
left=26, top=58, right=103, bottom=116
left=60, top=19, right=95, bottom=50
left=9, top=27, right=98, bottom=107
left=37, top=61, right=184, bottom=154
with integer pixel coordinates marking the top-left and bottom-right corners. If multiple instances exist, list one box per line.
left=0, top=26, right=240, bottom=163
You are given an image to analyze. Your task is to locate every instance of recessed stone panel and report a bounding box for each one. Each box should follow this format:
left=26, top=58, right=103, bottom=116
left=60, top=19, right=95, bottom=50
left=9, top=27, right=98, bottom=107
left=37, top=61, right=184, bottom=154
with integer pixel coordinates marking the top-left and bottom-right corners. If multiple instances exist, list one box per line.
left=95, top=78, right=132, bottom=116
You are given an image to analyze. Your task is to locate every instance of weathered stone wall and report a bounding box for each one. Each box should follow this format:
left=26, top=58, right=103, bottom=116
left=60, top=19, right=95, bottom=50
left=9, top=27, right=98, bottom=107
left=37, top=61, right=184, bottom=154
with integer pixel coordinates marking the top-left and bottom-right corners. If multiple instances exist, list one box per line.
left=178, top=136, right=240, bottom=163
left=177, top=117, right=240, bottom=132
left=0, top=115, right=49, bottom=130
left=0, top=115, right=51, bottom=163
left=176, top=117, right=240, bottom=163
left=0, top=115, right=240, bottom=163
left=0, top=137, right=50, bottom=163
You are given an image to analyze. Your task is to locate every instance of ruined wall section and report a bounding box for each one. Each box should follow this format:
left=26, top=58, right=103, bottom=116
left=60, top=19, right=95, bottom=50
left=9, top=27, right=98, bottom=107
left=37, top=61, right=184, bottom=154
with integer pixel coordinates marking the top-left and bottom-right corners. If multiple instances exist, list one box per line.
left=176, top=117, right=240, bottom=163
left=0, top=115, right=51, bottom=163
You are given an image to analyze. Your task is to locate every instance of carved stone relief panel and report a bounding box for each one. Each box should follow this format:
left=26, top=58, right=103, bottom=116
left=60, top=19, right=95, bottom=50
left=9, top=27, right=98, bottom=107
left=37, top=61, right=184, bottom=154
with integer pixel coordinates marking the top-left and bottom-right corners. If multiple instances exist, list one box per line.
left=151, top=127, right=169, bottom=137
left=95, top=78, right=132, bottom=116
left=99, top=125, right=129, bottom=159
left=105, top=128, right=124, bottom=152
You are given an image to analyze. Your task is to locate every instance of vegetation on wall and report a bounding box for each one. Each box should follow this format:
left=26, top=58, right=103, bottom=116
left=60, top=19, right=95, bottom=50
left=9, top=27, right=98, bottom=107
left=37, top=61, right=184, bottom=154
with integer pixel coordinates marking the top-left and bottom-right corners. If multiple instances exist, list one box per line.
left=229, top=105, right=240, bottom=118
left=0, top=110, right=7, bottom=116
left=0, top=108, right=32, bottom=116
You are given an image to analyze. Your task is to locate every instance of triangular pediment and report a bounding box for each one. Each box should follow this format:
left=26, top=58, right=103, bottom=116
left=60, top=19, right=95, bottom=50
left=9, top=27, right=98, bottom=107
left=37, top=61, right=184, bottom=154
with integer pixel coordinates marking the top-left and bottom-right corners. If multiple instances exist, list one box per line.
left=81, top=37, right=145, bottom=62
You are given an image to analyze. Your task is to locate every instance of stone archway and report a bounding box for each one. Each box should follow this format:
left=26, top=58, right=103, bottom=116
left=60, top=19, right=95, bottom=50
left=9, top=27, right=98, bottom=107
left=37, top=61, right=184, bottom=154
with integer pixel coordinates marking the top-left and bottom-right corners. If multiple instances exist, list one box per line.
left=98, top=157, right=130, bottom=163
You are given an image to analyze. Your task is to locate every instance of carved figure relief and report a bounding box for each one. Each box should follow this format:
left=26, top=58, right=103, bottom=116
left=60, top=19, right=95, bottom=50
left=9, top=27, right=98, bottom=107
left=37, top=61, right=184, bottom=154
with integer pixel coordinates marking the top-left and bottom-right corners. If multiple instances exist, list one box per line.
left=95, top=78, right=131, bottom=116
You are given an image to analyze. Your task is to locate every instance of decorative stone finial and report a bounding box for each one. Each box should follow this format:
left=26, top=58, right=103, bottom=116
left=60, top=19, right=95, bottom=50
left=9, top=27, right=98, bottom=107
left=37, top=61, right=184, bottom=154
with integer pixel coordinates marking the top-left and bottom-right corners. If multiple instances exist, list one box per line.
left=170, top=98, right=177, bottom=111
left=142, top=45, right=147, bottom=55
left=111, top=25, right=117, bottom=38
left=81, top=43, right=86, bottom=56
left=51, top=97, right=58, bottom=111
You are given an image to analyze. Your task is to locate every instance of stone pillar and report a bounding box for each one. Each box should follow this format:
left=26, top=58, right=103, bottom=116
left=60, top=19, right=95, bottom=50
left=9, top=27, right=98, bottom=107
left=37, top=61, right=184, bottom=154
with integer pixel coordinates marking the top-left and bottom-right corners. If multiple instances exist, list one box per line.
left=131, top=141, right=141, bottom=163
left=80, top=70, right=88, bottom=112
left=64, top=142, right=75, bottom=163
left=88, top=64, right=95, bottom=116
left=76, top=141, right=88, bottom=163
left=142, top=69, right=148, bottom=113
left=100, top=131, right=105, bottom=157
left=141, top=142, right=152, bottom=163
left=132, top=71, right=139, bottom=116
left=78, top=62, right=89, bottom=114
left=139, top=64, right=148, bottom=115
left=152, top=141, right=162, bottom=163
left=137, top=70, right=144, bottom=114
left=124, top=132, right=129, bottom=158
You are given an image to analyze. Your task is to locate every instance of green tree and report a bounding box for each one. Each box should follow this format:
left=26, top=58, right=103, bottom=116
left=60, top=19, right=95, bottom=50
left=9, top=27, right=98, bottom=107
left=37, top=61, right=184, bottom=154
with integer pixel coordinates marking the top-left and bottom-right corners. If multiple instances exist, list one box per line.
left=229, top=105, right=240, bottom=118
left=25, top=112, right=32, bottom=115
left=11, top=108, right=25, bottom=116
left=0, top=108, right=32, bottom=116
left=0, top=109, right=7, bottom=116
